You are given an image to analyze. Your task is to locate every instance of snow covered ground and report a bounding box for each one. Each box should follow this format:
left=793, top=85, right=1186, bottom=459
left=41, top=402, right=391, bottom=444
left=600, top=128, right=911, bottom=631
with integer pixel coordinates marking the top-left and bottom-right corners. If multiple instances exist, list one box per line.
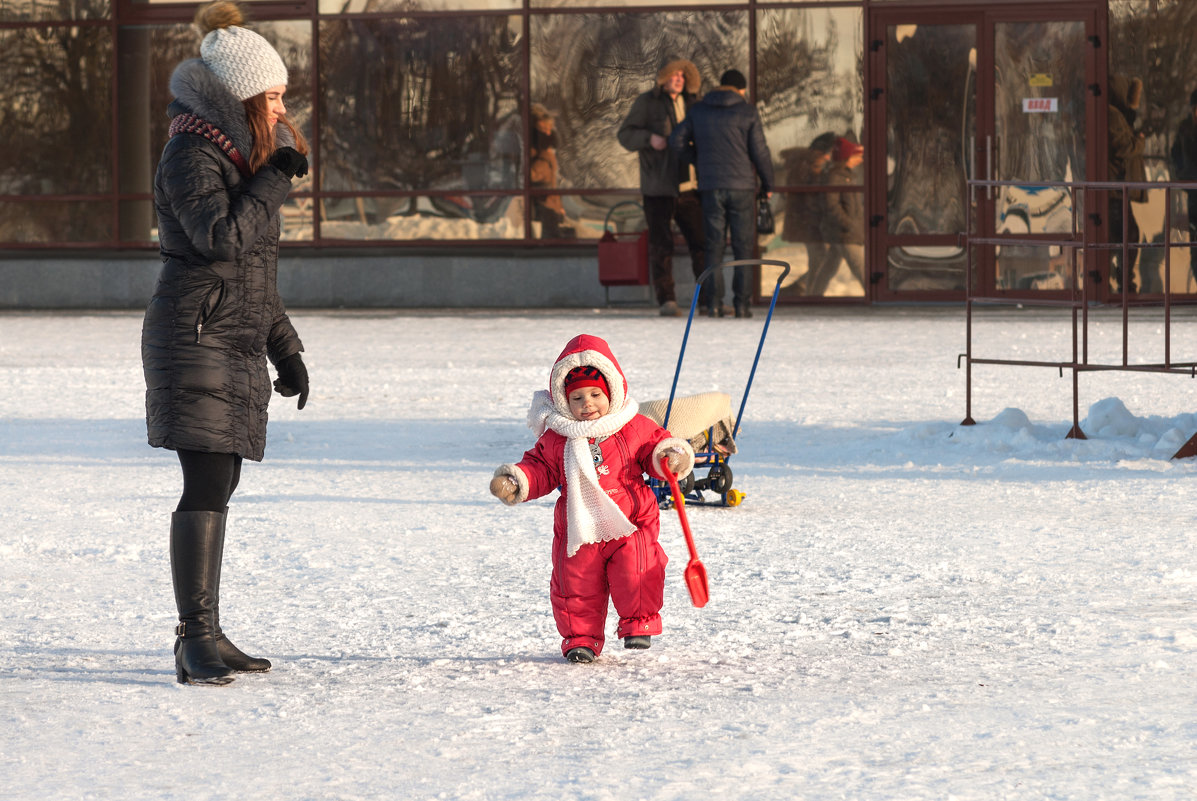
left=2, top=306, right=1195, bottom=800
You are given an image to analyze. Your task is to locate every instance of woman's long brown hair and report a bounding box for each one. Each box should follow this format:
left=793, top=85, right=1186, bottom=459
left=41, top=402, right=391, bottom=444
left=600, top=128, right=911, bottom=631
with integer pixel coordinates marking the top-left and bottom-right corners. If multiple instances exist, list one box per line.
left=242, top=92, right=309, bottom=174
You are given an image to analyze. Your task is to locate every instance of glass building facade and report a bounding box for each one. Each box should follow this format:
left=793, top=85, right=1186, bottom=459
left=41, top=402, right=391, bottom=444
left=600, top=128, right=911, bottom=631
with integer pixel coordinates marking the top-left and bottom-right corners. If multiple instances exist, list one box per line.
left=0, top=0, right=1192, bottom=303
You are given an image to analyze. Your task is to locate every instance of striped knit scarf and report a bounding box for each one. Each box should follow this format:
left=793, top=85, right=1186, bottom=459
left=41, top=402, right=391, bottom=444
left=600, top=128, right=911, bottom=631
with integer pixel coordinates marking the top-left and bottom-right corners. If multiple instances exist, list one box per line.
left=168, top=113, right=251, bottom=177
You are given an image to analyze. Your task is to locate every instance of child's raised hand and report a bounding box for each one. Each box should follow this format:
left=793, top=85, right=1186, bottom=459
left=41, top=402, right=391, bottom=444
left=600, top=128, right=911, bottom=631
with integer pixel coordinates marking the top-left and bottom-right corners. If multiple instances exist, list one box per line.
left=664, top=446, right=689, bottom=476
left=490, top=473, right=520, bottom=505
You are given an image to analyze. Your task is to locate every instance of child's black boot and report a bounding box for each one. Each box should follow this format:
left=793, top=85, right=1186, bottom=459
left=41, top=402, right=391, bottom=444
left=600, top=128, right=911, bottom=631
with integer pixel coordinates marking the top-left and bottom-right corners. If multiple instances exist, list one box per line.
left=566, top=647, right=595, bottom=663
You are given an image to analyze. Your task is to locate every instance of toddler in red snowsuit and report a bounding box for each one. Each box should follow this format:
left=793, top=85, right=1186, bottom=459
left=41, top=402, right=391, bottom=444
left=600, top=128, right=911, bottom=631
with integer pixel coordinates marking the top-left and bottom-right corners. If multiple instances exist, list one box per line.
left=489, top=334, right=695, bottom=663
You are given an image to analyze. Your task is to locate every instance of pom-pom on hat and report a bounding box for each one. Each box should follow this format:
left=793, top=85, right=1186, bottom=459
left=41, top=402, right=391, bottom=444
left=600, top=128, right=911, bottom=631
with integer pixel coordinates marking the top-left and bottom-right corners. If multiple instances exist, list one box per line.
left=834, top=137, right=863, bottom=162
left=196, top=1, right=288, bottom=101
left=563, top=366, right=609, bottom=399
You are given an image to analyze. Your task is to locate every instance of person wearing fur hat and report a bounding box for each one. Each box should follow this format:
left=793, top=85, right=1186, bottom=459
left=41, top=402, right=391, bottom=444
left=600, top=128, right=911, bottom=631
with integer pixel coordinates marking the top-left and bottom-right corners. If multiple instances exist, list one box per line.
left=1108, top=74, right=1145, bottom=294
left=618, top=58, right=708, bottom=316
left=669, top=68, right=775, bottom=318
left=141, top=0, right=311, bottom=686
left=489, top=335, right=695, bottom=663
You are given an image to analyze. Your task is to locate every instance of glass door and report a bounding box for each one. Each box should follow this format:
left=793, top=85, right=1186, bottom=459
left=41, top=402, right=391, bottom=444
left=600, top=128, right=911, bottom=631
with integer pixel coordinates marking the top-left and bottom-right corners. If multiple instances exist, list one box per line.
left=868, top=4, right=1104, bottom=301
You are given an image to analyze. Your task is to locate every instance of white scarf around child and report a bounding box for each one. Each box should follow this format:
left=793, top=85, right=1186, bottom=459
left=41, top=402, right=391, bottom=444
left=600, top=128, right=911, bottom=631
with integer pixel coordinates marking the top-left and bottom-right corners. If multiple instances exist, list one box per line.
left=528, top=390, right=640, bottom=557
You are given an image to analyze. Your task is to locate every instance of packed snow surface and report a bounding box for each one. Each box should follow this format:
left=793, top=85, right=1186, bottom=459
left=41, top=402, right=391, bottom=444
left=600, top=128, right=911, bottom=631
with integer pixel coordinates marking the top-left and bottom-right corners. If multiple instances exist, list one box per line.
left=2, top=307, right=1195, bottom=800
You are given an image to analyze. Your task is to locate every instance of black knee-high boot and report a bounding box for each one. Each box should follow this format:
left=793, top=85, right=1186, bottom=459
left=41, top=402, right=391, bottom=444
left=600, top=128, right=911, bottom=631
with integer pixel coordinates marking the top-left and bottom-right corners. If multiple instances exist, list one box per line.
left=213, top=508, right=271, bottom=672
left=170, top=511, right=234, bottom=686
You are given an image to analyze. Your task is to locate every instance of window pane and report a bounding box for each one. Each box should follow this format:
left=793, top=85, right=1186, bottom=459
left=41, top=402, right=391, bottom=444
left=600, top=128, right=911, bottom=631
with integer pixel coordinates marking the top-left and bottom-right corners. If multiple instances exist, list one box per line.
left=319, top=194, right=525, bottom=240
left=533, top=0, right=735, bottom=7
left=0, top=0, right=108, bottom=23
left=318, top=16, right=522, bottom=194
left=321, top=0, right=519, bottom=11
left=886, top=23, right=975, bottom=237
left=281, top=195, right=314, bottom=242
left=0, top=201, right=113, bottom=243
left=531, top=11, right=747, bottom=191
left=0, top=25, right=112, bottom=195
left=759, top=7, right=863, bottom=188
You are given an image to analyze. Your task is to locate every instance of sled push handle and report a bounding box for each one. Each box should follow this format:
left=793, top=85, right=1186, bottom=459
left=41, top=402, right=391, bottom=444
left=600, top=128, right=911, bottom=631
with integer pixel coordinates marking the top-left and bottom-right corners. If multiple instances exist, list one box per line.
left=664, top=259, right=790, bottom=440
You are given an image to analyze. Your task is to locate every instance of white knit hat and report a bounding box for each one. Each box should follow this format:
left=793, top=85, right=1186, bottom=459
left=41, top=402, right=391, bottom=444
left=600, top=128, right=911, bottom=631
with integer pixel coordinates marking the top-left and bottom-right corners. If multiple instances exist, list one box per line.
left=200, top=25, right=288, bottom=101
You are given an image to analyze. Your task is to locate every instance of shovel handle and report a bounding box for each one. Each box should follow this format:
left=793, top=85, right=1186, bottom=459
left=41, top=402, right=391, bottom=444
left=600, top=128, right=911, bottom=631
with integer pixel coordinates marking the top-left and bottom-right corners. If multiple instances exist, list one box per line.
left=660, top=457, right=700, bottom=563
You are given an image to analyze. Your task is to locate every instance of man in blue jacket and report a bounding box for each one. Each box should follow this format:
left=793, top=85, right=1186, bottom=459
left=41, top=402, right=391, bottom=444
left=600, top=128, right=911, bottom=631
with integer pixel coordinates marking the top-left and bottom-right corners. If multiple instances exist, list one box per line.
left=670, top=68, right=774, bottom=318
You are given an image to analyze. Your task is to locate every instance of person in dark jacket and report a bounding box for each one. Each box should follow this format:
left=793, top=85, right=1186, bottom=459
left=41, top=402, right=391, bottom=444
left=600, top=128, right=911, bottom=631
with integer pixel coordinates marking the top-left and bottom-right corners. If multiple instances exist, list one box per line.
left=141, top=0, right=310, bottom=686
left=805, top=137, right=865, bottom=297
left=669, top=69, right=774, bottom=318
left=1170, top=89, right=1197, bottom=269
left=781, top=131, right=836, bottom=295
left=617, top=58, right=707, bottom=316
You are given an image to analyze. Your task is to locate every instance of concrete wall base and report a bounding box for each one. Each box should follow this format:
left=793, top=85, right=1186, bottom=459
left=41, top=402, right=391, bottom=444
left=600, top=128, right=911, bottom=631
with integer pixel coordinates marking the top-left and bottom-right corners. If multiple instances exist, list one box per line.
left=0, top=249, right=682, bottom=309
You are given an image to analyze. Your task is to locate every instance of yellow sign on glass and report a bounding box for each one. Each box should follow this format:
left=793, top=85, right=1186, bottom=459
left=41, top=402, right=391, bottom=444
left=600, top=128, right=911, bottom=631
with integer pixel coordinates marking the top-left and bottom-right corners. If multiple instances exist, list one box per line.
left=1029, top=74, right=1053, bottom=87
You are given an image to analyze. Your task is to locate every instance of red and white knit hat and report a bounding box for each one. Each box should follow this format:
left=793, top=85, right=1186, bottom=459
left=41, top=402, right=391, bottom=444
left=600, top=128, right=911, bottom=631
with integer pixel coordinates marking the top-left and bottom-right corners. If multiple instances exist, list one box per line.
left=563, top=366, right=609, bottom=399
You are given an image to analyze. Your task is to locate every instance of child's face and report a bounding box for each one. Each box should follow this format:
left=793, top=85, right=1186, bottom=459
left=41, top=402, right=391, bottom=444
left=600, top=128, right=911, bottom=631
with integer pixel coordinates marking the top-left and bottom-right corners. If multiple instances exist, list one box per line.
left=568, top=387, right=609, bottom=421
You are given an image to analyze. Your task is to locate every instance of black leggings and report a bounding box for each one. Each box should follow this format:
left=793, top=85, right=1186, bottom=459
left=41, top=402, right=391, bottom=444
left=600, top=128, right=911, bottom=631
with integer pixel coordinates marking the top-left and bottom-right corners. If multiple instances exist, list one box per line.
left=176, top=450, right=243, bottom=513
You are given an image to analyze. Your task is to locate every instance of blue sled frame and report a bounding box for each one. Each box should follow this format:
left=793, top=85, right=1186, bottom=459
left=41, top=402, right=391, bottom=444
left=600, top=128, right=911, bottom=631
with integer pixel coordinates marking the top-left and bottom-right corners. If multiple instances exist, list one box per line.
left=651, top=258, right=791, bottom=509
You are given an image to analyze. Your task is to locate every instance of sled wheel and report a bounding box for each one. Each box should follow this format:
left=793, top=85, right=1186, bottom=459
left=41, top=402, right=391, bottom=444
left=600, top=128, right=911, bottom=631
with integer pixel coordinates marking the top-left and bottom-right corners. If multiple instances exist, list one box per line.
left=726, top=489, right=746, bottom=507
left=708, top=463, right=733, bottom=494
left=679, top=471, right=696, bottom=495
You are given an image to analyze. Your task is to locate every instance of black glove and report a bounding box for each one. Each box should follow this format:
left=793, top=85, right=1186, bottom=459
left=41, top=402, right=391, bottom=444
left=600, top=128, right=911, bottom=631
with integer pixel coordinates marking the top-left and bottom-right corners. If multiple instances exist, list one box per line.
left=273, top=352, right=309, bottom=410
left=269, top=146, right=308, bottom=179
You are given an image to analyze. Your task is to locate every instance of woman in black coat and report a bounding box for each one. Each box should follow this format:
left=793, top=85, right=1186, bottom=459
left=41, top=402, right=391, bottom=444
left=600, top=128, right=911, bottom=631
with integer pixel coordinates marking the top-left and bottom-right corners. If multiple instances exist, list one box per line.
left=141, top=0, right=310, bottom=686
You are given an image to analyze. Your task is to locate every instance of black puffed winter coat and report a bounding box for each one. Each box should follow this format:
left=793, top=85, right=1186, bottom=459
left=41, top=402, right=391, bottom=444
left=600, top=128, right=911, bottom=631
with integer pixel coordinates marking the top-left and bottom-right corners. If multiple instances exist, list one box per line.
left=142, top=58, right=302, bottom=462
left=669, top=86, right=774, bottom=194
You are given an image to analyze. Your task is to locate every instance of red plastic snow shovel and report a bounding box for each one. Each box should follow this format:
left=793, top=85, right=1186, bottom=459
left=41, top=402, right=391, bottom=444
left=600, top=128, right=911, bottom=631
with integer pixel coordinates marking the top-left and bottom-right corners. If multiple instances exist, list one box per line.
left=660, top=457, right=709, bottom=608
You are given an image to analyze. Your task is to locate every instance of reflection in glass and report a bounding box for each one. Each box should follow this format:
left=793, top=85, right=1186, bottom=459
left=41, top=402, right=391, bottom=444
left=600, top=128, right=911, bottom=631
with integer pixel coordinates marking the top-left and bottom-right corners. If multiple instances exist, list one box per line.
left=885, top=23, right=975, bottom=292
left=280, top=195, right=314, bottom=242
left=321, top=0, right=519, bottom=10
left=318, top=195, right=525, bottom=241
left=318, top=16, right=522, bottom=194
left=530, top=11, right=747, bottom=192
left=0, top=201, right=113, bottom=243
left=533, top=0, right=728, bottom=7
left=0, top=26, right=112, bottom=197
left=995, top=244, right=1083, bottom=290
left=993, top=21, right=1085, bottom=233
left=887, top=245, right=966, bottom=293
left=758, top=7, right=863, bottom=187
left=0, top=0, right=109, bottom=23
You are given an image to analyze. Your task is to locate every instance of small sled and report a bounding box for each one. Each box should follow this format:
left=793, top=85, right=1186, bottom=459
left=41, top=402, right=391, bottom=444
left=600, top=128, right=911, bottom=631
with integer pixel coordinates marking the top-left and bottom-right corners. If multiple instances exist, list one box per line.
left=645, top=258, right=790, bottom=508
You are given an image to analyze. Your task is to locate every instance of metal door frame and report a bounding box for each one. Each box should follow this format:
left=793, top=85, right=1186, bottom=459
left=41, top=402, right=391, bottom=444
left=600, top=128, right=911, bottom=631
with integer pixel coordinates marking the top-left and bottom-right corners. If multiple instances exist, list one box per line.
left=865, top=2, right=1107, bottom=303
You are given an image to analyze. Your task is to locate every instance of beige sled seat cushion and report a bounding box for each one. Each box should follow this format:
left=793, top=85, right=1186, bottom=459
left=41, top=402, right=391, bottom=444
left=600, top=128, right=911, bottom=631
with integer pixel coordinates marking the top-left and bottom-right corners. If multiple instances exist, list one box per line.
left=640, top=391, right=738, bottom=456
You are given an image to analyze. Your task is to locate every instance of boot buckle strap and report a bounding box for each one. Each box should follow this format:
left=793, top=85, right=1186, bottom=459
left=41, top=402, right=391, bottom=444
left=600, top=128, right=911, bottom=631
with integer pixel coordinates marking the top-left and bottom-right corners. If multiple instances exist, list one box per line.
left=175, top=622, right=186, bottom=637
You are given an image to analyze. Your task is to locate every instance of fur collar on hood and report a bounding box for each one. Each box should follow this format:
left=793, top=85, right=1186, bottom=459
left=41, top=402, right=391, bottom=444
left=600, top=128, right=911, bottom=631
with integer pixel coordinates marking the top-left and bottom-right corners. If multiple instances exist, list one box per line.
left=656, top=58, right=701, bottom=95
left=166, top=58, right=296, bottom=160
left=547, top=334, right=630, bottom=418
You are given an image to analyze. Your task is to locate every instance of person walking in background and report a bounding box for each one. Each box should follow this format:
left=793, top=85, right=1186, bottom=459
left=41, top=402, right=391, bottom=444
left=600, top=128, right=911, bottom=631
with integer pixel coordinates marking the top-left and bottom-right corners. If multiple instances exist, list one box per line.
left=805, top=137, right=866, bottom=297
left=489, top=334, right=694, bottom=663
left=1108, top=74, right=1145, bottom=294
left=141, top=0, right=311, bottom=686
left=780, top=131, right=837, bottom=296
left=529, top=103, right=570, bottom=239
left=618, top=58, right=708, bottom=317
left=669, top=68, right=774, bottom=318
